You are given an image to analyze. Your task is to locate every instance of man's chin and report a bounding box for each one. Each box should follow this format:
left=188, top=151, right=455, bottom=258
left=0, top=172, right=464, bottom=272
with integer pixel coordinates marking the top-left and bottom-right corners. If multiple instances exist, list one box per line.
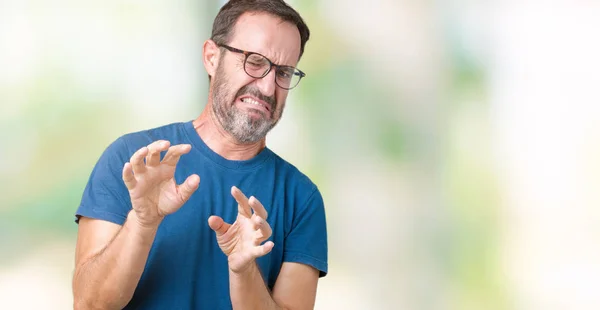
left=241, top=107, right=270, bottom=121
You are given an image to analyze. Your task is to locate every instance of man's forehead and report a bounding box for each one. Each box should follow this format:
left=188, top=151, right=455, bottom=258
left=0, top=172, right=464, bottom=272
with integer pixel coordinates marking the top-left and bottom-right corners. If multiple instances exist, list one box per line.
left=229, top=12, right=301, bottom=64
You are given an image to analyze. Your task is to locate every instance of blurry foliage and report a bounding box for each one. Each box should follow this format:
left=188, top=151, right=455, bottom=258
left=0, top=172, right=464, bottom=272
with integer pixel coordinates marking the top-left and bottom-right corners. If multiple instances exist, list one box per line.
left=441, top=37, right=507, bottom=308
left=0, top=69, right=128, bottom=263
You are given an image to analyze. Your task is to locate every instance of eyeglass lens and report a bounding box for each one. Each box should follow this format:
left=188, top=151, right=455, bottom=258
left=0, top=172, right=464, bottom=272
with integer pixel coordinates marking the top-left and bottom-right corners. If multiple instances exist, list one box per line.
left=244, top=54, right=302, bottom=89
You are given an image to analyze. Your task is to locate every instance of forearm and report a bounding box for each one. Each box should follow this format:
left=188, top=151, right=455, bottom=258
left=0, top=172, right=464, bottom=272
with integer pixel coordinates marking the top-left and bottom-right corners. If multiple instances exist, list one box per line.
left=229, top=262, right=283, bottom=310
left=73, top=211, right=159, bottom=309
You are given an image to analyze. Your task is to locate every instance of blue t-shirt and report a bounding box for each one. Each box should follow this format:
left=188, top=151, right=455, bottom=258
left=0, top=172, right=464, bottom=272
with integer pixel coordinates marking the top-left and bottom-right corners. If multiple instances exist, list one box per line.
left=75, top=121, right=328, bottom=309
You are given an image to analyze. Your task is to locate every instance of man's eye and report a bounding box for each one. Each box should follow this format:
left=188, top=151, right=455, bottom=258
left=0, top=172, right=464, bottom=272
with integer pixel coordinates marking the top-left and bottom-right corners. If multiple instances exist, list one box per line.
left=278, top=70, right=292, bottom=79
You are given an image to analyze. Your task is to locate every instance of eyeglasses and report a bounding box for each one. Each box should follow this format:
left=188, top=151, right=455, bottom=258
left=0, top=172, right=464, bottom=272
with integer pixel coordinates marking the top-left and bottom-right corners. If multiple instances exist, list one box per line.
left=218, top=44, right=306, bottom=90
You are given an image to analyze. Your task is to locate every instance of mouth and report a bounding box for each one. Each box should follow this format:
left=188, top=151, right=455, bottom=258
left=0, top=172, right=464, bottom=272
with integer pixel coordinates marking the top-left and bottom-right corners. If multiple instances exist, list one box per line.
left=237, top=95, right=272, bottom=117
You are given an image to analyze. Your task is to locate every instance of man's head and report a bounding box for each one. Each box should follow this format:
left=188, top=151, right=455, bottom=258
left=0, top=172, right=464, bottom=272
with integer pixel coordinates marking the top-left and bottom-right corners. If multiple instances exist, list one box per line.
left=203, top=0, right=310, bottom=144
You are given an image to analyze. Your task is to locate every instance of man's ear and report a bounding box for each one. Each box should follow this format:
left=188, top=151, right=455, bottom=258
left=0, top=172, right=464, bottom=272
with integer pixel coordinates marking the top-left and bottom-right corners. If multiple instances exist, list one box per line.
left=203, top=39, right=220, bottom=78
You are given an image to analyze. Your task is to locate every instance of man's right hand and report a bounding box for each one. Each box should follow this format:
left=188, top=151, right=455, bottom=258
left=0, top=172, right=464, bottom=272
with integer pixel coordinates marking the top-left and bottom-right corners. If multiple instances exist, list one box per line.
left=122, top=140, right=200, bottom=227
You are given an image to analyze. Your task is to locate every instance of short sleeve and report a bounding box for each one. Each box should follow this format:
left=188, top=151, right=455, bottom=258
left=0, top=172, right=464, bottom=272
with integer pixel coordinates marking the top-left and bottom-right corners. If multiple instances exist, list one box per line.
left=75, top=137, right=132, bottom=225
left=283, top=188, right=328, bottom=277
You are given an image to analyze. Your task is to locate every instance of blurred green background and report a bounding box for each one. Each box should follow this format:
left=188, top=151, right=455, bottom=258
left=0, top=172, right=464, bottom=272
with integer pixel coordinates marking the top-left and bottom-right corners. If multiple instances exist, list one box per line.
left=1, top=1, right=599, bottom=309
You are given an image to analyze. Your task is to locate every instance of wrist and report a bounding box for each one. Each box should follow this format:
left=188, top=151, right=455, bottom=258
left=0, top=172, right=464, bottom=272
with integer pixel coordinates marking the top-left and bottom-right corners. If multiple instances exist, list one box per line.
left=229, top=259, right=258, bottom=277
left=128, top=210, right=162, bottom=231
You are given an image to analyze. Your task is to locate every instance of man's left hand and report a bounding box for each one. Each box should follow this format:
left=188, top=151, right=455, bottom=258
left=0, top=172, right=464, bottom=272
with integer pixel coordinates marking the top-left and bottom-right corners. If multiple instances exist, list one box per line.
left=208, top=186, right=274, bottom=273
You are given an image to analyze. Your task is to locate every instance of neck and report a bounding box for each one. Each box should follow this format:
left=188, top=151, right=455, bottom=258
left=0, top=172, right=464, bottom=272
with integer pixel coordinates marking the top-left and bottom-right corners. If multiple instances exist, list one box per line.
left=192, top=103, right=266, bottom=161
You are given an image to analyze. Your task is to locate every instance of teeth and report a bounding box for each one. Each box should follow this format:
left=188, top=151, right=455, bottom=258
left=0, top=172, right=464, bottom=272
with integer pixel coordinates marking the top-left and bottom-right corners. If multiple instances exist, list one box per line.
left=241, top=98, right=260, bottom=106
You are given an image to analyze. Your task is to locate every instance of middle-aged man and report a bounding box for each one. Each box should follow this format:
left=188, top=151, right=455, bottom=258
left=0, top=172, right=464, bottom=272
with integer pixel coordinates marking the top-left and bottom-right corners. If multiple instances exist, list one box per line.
left=72, top=0, right=328, bottom=309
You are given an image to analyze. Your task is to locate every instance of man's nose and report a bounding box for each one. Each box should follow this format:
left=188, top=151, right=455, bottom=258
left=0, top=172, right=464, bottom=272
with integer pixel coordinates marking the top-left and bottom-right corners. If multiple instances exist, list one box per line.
left=255, top=67, right=277, bottom=98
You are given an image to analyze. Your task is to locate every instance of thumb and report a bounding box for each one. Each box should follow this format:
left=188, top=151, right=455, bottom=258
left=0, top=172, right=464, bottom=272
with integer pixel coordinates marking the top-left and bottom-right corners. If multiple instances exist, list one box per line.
left=253, top=241, right=274, bottom=258
left=177, top=174, right=200, bottom=203
left=208, top=215, right=231, bottom=236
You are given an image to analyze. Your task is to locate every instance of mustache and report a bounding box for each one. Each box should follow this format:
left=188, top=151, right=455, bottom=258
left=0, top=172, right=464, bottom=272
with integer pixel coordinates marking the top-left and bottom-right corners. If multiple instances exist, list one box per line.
left=235, top=85, right=276, bottom=110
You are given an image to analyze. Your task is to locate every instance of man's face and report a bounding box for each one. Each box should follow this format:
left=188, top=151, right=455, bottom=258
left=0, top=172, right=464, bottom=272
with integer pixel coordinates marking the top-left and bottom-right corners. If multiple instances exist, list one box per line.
left=210, top=12, right=302, bottom=144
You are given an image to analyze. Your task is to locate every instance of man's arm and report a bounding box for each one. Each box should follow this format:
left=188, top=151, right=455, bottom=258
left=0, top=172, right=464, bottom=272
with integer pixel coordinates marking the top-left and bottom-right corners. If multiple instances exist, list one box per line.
left=229, top=262, right=319, bottom=310
left=208, top=187, right=324, bottom=310
left=73, top=140, right=199, bottom=309
left=73, top=213, right=160, bottom=309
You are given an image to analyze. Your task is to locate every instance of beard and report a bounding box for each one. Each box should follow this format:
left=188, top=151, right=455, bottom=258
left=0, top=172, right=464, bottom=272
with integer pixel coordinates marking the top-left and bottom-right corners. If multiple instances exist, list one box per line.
left=211, top=63, right=282, bottom=144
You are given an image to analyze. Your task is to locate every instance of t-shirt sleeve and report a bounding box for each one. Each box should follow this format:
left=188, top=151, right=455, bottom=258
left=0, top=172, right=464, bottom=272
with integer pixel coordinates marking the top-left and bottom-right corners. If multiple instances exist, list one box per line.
left=283, top=188, right=329, bottom=277
left=75, top=137, right=133, bottom=225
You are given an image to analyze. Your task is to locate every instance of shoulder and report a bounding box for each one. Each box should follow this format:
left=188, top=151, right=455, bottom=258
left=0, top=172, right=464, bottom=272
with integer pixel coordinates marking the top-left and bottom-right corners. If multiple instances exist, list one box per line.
left=119, top=122, right=189, bottom=150
left=97, top=122, right=189, bottom=164
left=269, top=150, right=321, bottom=202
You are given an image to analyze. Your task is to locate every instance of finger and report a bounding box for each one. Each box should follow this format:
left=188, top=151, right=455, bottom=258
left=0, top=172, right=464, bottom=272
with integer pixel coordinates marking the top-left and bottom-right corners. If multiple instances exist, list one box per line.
left=177, top=174, right=200, bottom=203
left=251, top=214, right=263, bottom=230
left=122, top=162, right=137, bottom=190
left=130, top=146, right=149, bottom=175
left=231, top=186, right=252, bottom=218
left=249, top=196, right=268, bottom=219
left=260, top=219, right=273, bottom=241
left=146, top=140, right=170, bottom=167
left=252, top=215, right=272, bottom=243
left=252, top=241, right=274, bottom=258
left=208, top=215, right=231, bottom=236
left=161, top=144, right=192, bottom=166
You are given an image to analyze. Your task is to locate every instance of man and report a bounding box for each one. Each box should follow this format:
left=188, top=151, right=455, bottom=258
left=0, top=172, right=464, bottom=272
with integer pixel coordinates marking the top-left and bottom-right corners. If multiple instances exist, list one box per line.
left=72, top=1, right=328, bottom=309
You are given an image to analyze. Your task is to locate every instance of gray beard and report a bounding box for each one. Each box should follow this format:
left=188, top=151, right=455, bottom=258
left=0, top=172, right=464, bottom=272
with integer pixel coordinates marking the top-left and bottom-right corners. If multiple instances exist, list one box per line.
left=211, top=68, right=280, bottom=144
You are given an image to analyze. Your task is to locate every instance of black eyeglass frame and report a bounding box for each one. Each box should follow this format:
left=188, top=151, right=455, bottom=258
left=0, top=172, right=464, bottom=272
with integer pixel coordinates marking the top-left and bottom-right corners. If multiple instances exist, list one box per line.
left=217, top=43, right=306, bottom=90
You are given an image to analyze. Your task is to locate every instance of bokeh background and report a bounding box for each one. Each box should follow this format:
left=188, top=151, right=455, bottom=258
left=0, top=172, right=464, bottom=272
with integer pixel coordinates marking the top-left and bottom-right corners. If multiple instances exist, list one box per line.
left=1, top=0, right=599, bottom=309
